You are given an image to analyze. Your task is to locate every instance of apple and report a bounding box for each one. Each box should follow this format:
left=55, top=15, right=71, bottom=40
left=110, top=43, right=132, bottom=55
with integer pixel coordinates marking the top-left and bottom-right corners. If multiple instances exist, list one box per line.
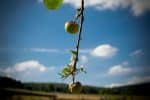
left=65, top=21, right=79, bottom=34
left=44, top=0, right=63, bottom=10
left=68, top=81, right=82, bottom=93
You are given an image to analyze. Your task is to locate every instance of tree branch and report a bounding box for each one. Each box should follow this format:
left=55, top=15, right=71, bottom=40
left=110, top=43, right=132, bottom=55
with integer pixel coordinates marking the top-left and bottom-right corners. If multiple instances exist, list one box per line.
left=72, top=0, right=84, bottom=83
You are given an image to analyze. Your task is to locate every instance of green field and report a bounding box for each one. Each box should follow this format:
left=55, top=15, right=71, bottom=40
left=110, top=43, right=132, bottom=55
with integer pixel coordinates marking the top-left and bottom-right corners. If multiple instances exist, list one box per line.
left=0, top=88, right=149, bottom=100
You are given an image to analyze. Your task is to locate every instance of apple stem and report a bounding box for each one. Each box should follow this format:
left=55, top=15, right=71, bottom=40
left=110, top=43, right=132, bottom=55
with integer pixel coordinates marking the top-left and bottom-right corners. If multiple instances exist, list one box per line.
left=72, top=0, right=84, bottom=84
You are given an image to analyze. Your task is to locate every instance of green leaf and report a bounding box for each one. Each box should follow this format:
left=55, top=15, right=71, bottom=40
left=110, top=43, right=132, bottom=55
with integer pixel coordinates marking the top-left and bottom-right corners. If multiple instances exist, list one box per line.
left=62, top=67, right=71, bottom=75
left=60, top=65, right=73, bottom=75
left=70, top=50, right=77, bottom=55
left=58, top=73, right=68, bottom=80
left=75, top=8, right=82, bottom=20
left=77, top=8, right=81, bottom=12
left=43, top=0, right=63, bottom=10
left=70, top=54, right=76, bottom=61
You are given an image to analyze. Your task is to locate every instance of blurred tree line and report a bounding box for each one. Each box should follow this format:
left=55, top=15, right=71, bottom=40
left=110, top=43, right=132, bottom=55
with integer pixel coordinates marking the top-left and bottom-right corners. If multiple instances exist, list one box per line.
left=0, top=76, right=149, bottom=95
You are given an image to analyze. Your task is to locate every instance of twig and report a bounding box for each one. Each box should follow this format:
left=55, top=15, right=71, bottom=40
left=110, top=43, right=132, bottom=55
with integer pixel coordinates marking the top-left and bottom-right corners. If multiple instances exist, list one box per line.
left=72, top=0, right=84, bottom=83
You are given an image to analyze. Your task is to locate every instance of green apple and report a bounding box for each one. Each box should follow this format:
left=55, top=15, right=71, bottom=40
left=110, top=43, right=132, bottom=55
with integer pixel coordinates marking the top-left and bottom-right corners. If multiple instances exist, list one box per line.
left=43, top=0, right=63, bottom=10
left=68, top=81, right=82, bottom=93
left=65, top=21, right=79, bottom=34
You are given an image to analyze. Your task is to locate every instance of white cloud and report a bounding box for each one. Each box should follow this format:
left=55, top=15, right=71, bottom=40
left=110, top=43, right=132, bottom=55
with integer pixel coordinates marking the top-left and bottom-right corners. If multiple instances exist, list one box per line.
left=106, top=75, right=150, bottom=87
left=0, top=60, right=57, bottom=82
left=122, top=61, right=129, bottom=66
left=131, top=0, right=150, bottom=16
left=127, top=76, right=150, bottom=84
left=91, top=44, right=118, bottom=58
left=37, top=0, right=43, bottom=3
left=105, top=83, right=124, bottom=88
left=63, top=0, right=150, bottom=16
left=108, top=64, right=132, bottom=76
left=130, top=49, right=144, bottom=56
left=80, top=55, right=88, bottom=64
left=38, top=0, right=150, bottom=16
left=0, top=48, right=61, bottom=53
left=30, top=48, right=60, bottom=53
left=80, top=49, right=92, bottom=54
left=13, top=60, right=47, bottom=72
left=107, top=61, right=150, bottom=76
left=64, top=0, right=82, bottom=8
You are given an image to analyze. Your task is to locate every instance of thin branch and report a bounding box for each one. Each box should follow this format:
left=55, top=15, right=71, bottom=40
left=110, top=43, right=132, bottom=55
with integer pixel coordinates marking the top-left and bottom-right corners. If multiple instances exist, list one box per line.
left=72, top=0, right=84, bottom=83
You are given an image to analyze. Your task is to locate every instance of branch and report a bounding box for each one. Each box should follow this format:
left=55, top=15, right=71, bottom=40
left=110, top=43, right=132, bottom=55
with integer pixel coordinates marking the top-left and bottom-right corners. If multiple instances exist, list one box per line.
left=72, top=0, right=84, bottom=83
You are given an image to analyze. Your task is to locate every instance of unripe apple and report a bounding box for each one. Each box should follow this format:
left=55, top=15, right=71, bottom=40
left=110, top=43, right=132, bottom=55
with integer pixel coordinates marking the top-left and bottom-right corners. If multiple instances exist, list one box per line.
left=65, top=21, right=79, bottom=34
left=68, top=81, right=82, bottom=93
left=44, top=0, right=63, bottom=10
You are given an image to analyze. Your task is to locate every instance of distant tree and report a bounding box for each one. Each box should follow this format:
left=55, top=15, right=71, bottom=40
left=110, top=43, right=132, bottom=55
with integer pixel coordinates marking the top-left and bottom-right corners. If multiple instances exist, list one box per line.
left=0, top=76, right=23, bottom=88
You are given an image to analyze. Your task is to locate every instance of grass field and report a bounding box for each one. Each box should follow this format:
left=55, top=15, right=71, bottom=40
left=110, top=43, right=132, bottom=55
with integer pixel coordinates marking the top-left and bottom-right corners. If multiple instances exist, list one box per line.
left=0, top=88, right=149, bottom=100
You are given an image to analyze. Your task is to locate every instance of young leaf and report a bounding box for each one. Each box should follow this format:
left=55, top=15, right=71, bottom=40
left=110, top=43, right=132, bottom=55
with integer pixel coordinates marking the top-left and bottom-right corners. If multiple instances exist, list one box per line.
left=76, top=67, right=86, bottom=73
left=43, top=0, right=63, bottom=10
left=58, top=73, right=68, bottom=80
left=70, top=50, right=77, bottom=55
left=77, top=8, right=81, bottom=12
left=75, top=8, right=82, bottom=21
left=70, top=54, right=76, bottom=61
left=62, top=67, right=71, bottom=75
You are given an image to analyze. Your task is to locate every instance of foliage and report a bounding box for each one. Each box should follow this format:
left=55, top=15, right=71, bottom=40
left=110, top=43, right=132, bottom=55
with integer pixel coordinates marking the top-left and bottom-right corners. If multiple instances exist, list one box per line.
left=0, top=76, right=23, bottom=88
left=59, top=50, right=86, bottom=80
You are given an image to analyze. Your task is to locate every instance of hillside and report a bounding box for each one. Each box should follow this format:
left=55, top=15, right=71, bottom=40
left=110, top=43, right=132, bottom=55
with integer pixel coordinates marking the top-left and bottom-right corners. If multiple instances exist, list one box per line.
left=0, top=76, right=149, bottom=95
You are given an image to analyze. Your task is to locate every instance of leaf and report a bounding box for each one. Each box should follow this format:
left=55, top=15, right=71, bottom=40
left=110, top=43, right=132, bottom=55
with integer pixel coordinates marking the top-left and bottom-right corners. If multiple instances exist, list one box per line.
left=70, top=54, right=76, bottom=61
left=59, top=65, right=73, bottom=79
left=70, top=50, right=77, bottom=55
left=75, top=8, right=82, bottom=20
left=58, top=73, right=68, bottom=80
left=76, top=67, right=86, bottom=73
left=43, top=0, right=63, bottom=10
left=62, top=67, right=71, bottom=75
left=80, top=67, right=87, bottom=73
left=77, top=8, right=81, bottom=12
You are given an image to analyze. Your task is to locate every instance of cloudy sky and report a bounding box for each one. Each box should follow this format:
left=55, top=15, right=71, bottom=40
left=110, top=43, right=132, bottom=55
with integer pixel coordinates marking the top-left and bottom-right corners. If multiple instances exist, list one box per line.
left=0, top=0, right=150, bottom=87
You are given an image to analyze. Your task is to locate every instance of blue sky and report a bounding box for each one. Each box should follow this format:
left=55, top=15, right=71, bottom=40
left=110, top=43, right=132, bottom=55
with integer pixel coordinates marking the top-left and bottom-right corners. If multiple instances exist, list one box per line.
left=0, top=0, right=150, bottom=87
